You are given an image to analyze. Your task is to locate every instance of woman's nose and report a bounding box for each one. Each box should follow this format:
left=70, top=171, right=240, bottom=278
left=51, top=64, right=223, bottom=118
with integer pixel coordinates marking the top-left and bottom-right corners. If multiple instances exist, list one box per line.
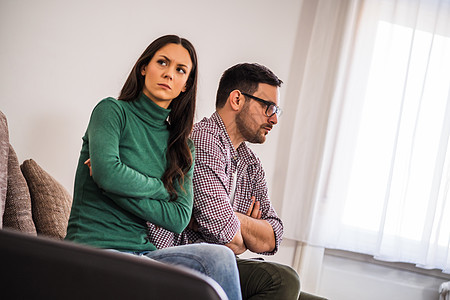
left=164, top=72, right=173, bottom=80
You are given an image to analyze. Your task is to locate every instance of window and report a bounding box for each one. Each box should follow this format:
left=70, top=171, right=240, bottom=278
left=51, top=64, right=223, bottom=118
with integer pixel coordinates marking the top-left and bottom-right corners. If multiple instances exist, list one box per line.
left=315, top=0, right=450, bottom=273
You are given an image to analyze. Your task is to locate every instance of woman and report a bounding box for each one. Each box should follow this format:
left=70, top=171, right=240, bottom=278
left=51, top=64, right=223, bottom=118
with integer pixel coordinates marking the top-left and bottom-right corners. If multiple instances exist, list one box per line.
left=66, top=35, right=241, bottom=300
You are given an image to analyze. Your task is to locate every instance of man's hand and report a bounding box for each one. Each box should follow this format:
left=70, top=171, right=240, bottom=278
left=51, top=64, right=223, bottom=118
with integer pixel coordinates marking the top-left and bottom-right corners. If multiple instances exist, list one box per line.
left=235, top=196, right=276, bottom=253
left=226, top=228, right=247, bottom=255
left=245, top=196, right=262, bottom=219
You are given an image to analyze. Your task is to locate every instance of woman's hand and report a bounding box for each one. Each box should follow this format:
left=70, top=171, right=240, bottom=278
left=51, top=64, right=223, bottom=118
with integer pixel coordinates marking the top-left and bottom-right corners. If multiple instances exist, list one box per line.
left=188, top=217, right=199, bottom=231
left=84, top=158, right=92, bottom=176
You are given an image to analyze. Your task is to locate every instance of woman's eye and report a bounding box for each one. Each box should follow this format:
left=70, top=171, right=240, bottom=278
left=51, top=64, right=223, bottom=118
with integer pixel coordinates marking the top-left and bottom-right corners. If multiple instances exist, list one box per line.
left=177, top=68, right=186, bottom=74
left=157, top=60, right=167, bottom=66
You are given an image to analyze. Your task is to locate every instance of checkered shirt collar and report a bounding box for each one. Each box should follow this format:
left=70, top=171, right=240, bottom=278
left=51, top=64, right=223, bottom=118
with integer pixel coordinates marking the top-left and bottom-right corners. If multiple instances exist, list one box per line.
left=211, top=111, right=258, bottom=167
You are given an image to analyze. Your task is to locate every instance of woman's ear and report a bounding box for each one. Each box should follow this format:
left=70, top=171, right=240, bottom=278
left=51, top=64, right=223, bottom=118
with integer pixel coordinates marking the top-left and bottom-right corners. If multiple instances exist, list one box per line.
left=141, top=66, right=146, bottom=76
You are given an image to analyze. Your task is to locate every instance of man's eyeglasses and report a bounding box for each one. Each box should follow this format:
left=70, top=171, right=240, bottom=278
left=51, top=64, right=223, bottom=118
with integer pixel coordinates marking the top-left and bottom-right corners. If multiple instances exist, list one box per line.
left=241, top=92, right=282, bottom=117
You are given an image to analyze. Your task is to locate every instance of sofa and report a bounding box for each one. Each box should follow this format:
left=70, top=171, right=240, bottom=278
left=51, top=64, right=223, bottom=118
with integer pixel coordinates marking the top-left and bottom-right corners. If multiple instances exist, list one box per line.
left=0, top=110, right=327, bottom=300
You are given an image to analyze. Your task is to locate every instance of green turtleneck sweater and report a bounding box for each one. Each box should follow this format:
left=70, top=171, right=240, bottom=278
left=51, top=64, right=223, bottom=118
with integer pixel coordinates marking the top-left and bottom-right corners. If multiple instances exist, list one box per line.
left=65, top=94, right=194, bottom=252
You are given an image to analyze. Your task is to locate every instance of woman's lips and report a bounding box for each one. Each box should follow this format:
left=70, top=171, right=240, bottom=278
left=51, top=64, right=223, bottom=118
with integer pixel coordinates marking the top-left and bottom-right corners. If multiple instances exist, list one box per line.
left=158, top=83, right=171, bottom=90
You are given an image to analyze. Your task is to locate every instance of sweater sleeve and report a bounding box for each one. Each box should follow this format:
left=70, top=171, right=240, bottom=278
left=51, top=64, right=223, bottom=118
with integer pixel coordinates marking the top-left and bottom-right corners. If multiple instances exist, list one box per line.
left=87, top=99, right=170, bottom=200
left=104, top=142, right=195, bottom=234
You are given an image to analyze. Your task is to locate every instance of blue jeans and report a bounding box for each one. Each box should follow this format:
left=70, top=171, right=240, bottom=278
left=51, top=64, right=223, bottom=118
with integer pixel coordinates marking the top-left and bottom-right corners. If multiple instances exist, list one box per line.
left=126, top=244, right=242, bottom=300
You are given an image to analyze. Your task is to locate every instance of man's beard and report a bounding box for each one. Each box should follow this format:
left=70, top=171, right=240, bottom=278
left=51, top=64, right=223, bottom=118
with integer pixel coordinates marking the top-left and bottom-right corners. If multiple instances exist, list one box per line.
left=235, top=105, right=266, bottom=144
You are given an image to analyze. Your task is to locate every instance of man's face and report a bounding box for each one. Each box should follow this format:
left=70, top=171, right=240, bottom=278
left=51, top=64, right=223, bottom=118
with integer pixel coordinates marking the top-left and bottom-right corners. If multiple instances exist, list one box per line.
left=236, top=83, right=279, bottom=144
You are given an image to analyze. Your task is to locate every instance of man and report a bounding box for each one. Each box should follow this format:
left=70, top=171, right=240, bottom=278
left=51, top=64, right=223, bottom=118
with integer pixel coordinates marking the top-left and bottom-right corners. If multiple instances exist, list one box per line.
left=177, top=63, right=300, bottom=299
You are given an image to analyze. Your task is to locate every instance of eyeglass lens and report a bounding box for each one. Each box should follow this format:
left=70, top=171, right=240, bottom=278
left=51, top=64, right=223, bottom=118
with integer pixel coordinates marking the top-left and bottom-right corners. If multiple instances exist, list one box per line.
left=267, top=105, right=277, bottom=117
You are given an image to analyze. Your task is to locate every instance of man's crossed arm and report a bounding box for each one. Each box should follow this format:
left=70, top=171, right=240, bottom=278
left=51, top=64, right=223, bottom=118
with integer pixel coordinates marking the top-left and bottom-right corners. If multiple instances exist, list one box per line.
left=226, top=197, right=276, bottom=254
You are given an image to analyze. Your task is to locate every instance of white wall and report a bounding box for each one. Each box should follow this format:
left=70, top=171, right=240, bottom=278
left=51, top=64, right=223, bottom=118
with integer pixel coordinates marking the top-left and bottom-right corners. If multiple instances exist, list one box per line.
left=318, top=251, right=445, bottom=300
left=0, top=0, right=302, bottom=194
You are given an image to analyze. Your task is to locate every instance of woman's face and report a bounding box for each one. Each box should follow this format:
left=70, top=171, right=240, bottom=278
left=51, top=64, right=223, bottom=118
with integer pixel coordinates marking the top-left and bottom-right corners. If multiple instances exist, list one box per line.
left=141, top=43, right=193, bottom=108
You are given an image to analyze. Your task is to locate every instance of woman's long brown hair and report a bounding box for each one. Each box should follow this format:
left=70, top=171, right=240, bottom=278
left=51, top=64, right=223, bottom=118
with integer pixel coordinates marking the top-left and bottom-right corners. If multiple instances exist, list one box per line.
left=118, top=35, right=197, bottom=200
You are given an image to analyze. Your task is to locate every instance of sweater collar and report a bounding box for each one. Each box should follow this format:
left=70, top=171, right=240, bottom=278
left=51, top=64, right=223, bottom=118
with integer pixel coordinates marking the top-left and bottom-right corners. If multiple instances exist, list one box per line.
left=129, top=93, right=171, bottom=126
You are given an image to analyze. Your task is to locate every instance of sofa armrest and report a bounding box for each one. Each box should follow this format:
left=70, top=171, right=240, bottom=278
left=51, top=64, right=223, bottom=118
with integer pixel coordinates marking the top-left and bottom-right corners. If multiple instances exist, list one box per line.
left=0, top=229, right=227, bottom=300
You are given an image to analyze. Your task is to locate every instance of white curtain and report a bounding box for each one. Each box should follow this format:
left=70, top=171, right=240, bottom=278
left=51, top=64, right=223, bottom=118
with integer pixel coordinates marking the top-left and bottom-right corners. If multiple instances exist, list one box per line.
left=278, top=0, right=450, bottom=274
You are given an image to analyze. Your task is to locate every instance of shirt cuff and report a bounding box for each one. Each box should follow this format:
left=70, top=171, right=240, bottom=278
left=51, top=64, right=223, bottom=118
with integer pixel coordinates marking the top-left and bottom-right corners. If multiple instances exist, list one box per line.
left=258, top=217, right=283, bottom=255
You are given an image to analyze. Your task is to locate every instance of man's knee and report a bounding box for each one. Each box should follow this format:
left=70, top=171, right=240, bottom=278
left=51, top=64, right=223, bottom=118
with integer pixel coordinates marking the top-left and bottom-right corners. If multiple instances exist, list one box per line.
left=238, top=259, right=300, bottom=299
left=275, top=263, right=301, bottom=298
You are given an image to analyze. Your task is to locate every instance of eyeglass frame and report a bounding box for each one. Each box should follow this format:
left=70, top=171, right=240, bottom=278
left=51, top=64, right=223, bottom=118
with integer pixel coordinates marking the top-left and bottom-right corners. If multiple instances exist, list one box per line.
left=240, top=92, right=282, bottom=117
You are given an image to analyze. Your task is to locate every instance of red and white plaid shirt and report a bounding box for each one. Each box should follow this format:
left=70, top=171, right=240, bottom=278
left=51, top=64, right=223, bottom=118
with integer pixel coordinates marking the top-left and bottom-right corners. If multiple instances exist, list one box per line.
left=178, top=112, right=283, bottom=255
left=147, top=112, right=284, bottom=255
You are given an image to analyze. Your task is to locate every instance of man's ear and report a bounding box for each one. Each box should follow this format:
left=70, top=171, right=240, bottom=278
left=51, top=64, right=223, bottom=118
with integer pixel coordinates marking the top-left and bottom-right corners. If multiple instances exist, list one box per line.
left=229, top=90, right=242, bottom=112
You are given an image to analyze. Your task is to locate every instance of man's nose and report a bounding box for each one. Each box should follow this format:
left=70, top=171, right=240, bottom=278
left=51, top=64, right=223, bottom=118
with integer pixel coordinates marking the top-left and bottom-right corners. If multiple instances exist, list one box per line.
left=268, top=113, right=278, bottom=125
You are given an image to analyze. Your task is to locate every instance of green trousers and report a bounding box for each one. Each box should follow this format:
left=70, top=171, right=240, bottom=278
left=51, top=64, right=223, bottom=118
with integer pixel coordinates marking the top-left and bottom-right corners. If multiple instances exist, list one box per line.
left=237, top=258, right=300, bottom=300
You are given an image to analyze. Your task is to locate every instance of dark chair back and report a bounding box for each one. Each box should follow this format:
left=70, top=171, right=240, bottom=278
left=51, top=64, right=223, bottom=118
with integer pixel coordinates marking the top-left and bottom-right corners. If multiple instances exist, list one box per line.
left=0, top=229, right=227, bottom=300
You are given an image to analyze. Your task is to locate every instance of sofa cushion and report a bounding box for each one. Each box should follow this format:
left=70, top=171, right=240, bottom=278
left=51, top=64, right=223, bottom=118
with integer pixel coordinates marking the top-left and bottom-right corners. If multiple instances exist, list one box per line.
left=3, top=145, right=37, bottom=235
left=0, top=111, right=9, bottom=227
left=20, top=159, right=72, bottom=239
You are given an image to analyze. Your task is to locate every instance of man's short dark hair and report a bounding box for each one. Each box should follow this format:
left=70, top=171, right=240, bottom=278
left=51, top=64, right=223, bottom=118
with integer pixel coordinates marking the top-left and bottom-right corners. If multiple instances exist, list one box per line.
left=215, top=63, right=283, bottom=109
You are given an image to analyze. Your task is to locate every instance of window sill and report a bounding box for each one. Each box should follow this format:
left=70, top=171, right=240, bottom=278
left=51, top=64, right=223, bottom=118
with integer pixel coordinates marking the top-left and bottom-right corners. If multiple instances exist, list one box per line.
left=325, top=248, right=450, bottom=280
